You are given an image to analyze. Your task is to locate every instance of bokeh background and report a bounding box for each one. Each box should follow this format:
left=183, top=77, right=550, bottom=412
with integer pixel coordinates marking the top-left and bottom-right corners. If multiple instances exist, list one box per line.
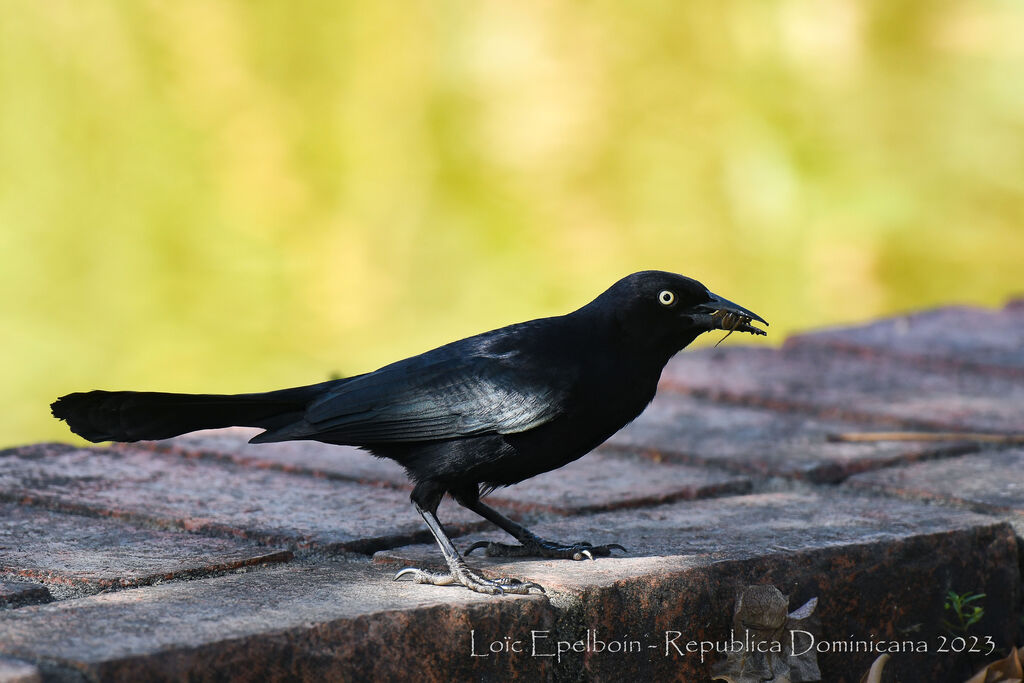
left=3, top=1, right=1023, bottom=447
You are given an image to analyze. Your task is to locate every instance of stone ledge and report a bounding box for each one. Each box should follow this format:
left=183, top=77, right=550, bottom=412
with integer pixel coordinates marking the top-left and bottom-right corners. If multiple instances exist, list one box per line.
left=845, top=448, right=1024, bottom=518
left=133, top=429, right=413, bottom=489
left=0, top=562, right=556, bottom=683
left=0, top=443, right=482, bottom=553
left=375, top=492, right=1020, bottom=680
left=784, top=304, right=1024, bottom=377
left=373, top=491, right=1010, bottom=576
left=0, top=503, right=291, bottom=597
left=661, top=346, right=1024, bottom=432
left=0, top=493, right=1015, bottom=682
left=607, top=393, right=977, bottom=483
left=140, top=428, right=752, bottom=515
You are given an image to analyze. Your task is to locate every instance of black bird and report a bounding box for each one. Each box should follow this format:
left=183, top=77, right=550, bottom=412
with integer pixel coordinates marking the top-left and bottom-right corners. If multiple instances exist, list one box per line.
left=52, top=271, right=766, bottom=595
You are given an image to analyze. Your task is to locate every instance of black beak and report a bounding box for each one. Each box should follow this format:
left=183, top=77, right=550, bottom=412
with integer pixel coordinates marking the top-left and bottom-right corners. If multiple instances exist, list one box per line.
left=691, top=291, right=768, bottom=337
left=697, top=292, right=768, bottom=326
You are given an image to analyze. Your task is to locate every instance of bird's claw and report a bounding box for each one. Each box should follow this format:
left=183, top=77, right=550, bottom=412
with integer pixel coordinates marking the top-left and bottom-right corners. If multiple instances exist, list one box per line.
left=393, top=565, right=545, bottom=596
left=394, top=567, right=454, bottom=585
left=465, top=540, right=492, bottom=556
left=465, top=539, right=627, bottom=561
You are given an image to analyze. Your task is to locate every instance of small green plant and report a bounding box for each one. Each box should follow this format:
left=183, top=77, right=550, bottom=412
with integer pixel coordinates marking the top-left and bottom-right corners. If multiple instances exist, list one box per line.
left=942, top=590, right=986, bottom=636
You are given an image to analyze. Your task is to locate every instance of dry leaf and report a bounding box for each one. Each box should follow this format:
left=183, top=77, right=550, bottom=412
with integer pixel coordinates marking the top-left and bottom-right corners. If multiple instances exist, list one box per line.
left=858, top=654, right=890, bottom=683
left=965, top=646, right=1023, bottom=683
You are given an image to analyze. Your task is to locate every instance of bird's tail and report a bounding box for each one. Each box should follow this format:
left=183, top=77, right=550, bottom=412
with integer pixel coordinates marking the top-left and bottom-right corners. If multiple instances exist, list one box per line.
left=51, top=384, right=326, bottom=443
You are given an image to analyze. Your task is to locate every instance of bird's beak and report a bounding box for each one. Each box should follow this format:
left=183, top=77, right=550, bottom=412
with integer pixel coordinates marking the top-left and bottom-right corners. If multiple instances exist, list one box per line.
left=698, top=292, right=768, bottom=326
left=692, top=291, right=768, bottom=337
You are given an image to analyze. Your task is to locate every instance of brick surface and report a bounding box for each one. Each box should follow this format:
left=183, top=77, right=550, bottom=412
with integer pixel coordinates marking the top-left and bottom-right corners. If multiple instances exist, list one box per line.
left=143, top=428, right=752, bottom=515
left=0, top=562, right=555, bottom=683
left=0, top=582, right=50, bottom=610
left=0, top=658, right=39, bottom=683
left=144, top=427, right=411, bottom=488
left=0, top=497, right=1013, bottom=683
left=374, top=491, right=1007, bottom=571
left=845, top=448, right=1024, bottom=516
left=0, top=503, right=291, bottom=590
left=375, top=492, right=1019, bottom=682
left=784, top=305, right=1024, bottom=376
left=0, top=443, right=481, bottom=553
left=487, top=449, right=750, bottom=514
left=606, top=393, right=977, bottom=482
left=661, top=346, right=1024, bottom=432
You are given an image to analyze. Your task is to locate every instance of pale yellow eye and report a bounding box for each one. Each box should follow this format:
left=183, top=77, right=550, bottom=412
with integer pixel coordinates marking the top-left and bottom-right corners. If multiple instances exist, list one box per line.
left=658, top=290, right=676, bottom=306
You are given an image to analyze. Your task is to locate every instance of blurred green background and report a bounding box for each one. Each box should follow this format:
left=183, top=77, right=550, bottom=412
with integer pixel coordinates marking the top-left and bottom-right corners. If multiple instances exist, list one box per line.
left=3, top=1, right=1023, bottom=447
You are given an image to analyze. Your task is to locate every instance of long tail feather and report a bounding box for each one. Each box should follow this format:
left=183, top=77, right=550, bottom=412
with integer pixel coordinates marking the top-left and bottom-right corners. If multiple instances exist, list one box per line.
left=51, top=385, right=324, bottom=443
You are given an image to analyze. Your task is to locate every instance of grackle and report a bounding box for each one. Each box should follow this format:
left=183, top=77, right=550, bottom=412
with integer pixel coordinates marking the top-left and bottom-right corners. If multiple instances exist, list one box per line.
left=52, top=271, right=766, bottom=595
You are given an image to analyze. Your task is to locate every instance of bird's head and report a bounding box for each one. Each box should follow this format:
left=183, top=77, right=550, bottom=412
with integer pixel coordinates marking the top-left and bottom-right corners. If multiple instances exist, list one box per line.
left=591, top=270, right=768, bottom=357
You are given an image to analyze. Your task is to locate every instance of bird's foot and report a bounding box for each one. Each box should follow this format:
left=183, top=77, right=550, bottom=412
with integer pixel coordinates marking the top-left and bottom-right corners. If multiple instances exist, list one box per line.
left=393, top=562, right=545, bottom=595
left=465, top=538, right=627, bottom=561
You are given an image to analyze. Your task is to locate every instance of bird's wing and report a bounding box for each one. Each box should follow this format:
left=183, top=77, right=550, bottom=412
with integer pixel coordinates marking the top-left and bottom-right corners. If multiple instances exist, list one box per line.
left=258, top=344, right=572, bottom=444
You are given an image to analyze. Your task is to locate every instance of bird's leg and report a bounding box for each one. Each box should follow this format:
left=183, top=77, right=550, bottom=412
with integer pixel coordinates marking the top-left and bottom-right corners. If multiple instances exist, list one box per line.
left=456, top=490, right=626, bottom=561
left=393, top=485, right=544, bottom=595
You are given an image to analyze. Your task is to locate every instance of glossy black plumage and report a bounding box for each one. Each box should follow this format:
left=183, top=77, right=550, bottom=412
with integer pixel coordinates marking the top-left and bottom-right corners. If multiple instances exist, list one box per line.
left=52, top=270, right=766, bottom=595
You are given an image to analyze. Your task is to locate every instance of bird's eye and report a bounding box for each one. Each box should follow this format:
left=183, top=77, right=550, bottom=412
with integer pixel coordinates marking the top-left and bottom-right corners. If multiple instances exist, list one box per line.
left=658, top=290, right=676, bottom=306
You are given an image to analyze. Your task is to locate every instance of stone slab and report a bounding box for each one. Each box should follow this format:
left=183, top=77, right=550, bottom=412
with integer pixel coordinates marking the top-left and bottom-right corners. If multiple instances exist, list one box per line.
left=0, top=582, right=50, bottom=610
left=375, top=492, right=1018, bottom=682
left=487, top=449, right=750, bottom=514
left=0, top=494, right=1014, bottom=682
left=374, top=493, right=1015, bottom=679
left=0, top=443, right=481, bottom=554
left=661, top=347, right=1024, bottom=432
left=373, top=491, right=1007, bottom=571
left=784, top=305, right=1024, bottom=377
left=845, top=448, right=1024, bottom=516
left=606, top=393, right=977, bottom=482
left=0, top=503, right=291, bottom=590
left=141, top=428, right=752, bottom=515
left=140, top=427, right=411, bottom=488
left=0, top=562, right=555, bottom=683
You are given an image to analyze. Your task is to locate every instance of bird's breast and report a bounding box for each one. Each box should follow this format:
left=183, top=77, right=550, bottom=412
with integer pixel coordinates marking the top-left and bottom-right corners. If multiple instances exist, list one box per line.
left=496, top=361, right=662, bottom=481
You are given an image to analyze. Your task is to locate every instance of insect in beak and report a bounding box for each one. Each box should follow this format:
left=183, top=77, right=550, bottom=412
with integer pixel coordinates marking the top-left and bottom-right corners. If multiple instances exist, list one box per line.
left=695, top=292, right=767, bottom=345
left=711, top=310, right=761, bottom=346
